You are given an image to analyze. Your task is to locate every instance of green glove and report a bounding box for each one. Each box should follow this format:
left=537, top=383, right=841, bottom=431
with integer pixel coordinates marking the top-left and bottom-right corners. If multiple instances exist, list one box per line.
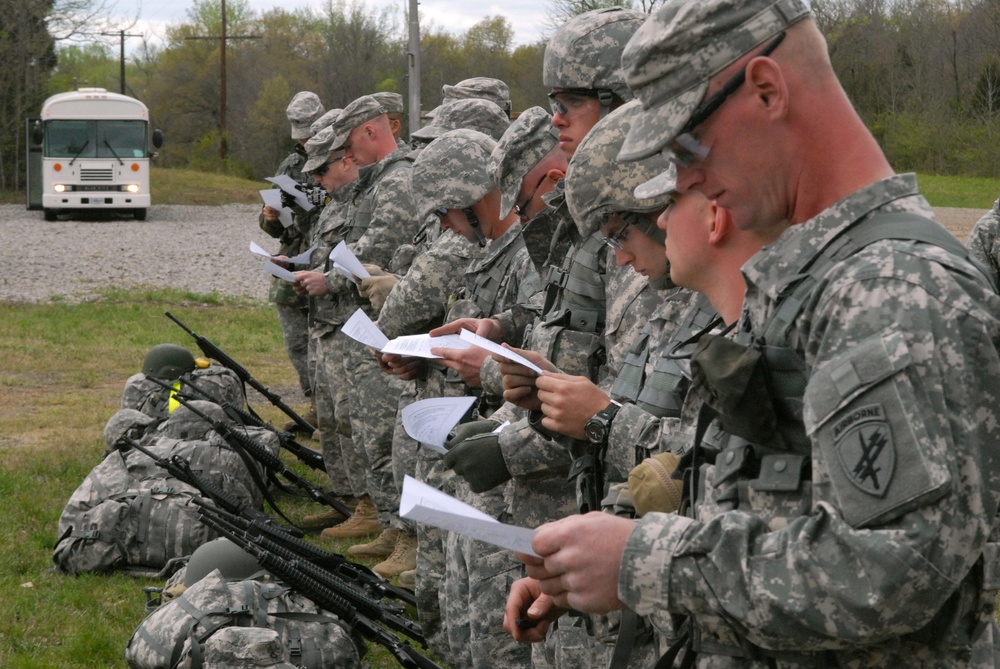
left=444, top=419, right=497, bottom=449
left=443, top=426, right=511, bottom=493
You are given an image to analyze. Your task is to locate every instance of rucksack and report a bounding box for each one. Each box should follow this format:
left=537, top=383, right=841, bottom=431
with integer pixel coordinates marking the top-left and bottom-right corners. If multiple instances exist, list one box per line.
left=125, top=569, right=363, bottom=669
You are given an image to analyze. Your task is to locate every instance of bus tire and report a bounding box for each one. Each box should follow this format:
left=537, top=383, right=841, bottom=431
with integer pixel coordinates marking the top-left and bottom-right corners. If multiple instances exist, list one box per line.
left=43, top=209, right=57, bottom=221
left=133, top=208, right=147, bottom=221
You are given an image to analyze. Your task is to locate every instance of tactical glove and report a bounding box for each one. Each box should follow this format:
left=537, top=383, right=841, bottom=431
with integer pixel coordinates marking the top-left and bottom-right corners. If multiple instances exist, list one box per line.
left=627, top=451, right=683, bottom=516
left=443, top=421, right=511, bottom=493
left=304, top=184, right=327, bottom=207
left=358, top=274, right=397, bottom=311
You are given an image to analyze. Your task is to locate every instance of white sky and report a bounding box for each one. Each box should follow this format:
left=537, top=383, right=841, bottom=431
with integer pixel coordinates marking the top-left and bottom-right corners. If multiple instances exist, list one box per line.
left=97, top=0, right=553, bottom=53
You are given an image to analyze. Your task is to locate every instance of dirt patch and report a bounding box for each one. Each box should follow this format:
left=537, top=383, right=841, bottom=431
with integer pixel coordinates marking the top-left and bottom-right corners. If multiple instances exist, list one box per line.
left=935, top=207, right=987, bottom=243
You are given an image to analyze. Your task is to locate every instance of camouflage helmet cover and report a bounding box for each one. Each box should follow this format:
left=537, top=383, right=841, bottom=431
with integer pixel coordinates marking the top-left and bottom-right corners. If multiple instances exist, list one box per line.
left=440, top=77, right=512, bottom=115
left=410, top=129, right=498, bottom=223
left=411, top=99, right=510, bottom=143
left=543, top=7, right=647, bottom=102
left=142, top=344, right=196, bottom=381
left=487, top=106, right=559, bottom=219
left=286, top=91, right=325, bottom=140
left=103, top=408, right=156, bottom=448
left=566, top=100, right=675, bottom=239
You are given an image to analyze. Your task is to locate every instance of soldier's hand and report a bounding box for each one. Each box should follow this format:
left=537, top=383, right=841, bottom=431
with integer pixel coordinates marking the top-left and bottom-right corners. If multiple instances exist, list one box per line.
left=535, top=373, right=609, bottom=440
left=430, top=345, right=490, bottom=388
left=431, top=317, right=504, bottom=342
left=503, top=577, right=566, bottom=643
left=361, top=263, right=388, bottom=277
left=293, top=270, right=330, bottom=297
left=443, top=428, right=511, bottom=493
left=358, top=274, right=397, bottom=311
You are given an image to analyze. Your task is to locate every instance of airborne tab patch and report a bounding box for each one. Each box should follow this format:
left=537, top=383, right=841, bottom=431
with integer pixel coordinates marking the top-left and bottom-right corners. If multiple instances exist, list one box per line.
left=832, top=403, right=895, bottom=497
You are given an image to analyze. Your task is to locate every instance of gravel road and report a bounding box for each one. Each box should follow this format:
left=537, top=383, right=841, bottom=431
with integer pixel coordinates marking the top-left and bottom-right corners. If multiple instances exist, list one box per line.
left=0, top=203, right=989, bottom=304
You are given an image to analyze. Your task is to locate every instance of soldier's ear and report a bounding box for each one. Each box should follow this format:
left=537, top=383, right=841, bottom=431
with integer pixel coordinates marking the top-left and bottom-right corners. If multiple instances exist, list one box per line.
left=546, top=168, right=565, bottom=182
left=708, top=201, right=730, bottom=246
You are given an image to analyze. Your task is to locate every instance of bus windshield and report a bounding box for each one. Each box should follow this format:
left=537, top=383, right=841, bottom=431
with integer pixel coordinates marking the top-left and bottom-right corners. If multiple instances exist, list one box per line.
left=45, top=120, right=148, bottom=159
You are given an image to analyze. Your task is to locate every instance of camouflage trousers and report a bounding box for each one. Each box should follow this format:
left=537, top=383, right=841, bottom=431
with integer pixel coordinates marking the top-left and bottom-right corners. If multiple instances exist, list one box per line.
left=276, top=303, right=311, bottom=397
left=311, top=328, right=354, bottom=497
left=390, top=379, right=421, bottom=533
left=414, top=452, right=452, bottom=666
left=442, top=479, right=530, bottom=669
left=345, top=345, right=401, bottom=526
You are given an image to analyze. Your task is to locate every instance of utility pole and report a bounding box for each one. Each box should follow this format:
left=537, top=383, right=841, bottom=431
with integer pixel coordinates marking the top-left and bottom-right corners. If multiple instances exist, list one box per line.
left=406, top=0, right=422, bottom=138
left=101, top=29, right=142, bottom=95
left=185, top=0, right=260, bottom=159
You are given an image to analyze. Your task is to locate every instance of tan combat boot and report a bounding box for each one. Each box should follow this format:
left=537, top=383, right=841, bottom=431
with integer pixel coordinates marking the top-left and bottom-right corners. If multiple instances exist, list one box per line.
left=373, top=531, right=417, bottom=578
left=320, top=496, right=381, bottom=539
left=347, top=527, right=399, bottom=558
left=398, top=569, right=416, bottom=589
left=301, top=496, right=358, bottom=530
left=283, top=403, right=318, bottom=434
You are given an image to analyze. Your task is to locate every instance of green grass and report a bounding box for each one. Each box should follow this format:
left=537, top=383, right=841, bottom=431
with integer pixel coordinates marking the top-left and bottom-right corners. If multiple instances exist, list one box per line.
left=0, top=290, right=425, bottom=668
left=916, top=174, right=1000, bottom=208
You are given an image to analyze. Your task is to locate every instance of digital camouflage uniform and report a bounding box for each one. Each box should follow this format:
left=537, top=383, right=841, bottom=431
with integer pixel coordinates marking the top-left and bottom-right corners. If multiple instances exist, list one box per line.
left=966, top=196, right=1000, bottom=289
left=427, top=77, right=512, bottom=121
left=260, top=92, right=325, bottom=398
left=615, top=2, right=1000, bottom=665
left=410, top=128, right=544, bottom=669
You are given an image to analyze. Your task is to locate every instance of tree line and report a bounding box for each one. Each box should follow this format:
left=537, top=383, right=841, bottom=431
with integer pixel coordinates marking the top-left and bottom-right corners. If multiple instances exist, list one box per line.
left=5, top=0, right=1000, bottom=191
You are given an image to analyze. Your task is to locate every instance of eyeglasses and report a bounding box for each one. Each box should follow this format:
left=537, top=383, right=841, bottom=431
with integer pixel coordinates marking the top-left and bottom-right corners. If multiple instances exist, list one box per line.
left=602, top=218, right=631, bottom=251
left=311, top=159, right=335, bottom=177
left=433, top=207, right=448, bottom=219
left=668, top=32, right=786, bottom=168
left=514, top=173, right=548, bottom=221
left=547, top=88, right=608, bottom=116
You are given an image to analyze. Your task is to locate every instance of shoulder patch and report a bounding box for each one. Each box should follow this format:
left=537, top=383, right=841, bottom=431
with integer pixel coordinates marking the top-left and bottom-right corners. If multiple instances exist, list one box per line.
left=832, top=403, right=894, bottom=497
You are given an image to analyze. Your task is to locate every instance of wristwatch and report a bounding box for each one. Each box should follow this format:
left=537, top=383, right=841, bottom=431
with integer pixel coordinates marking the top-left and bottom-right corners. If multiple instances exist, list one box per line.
left=584, top=399, right=622, bottom=445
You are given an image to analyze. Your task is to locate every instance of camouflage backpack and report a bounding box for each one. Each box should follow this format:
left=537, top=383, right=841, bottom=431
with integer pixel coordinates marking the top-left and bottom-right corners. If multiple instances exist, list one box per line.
left=121, top=364, right=245, bottom=421
left=53, top=417, right=279, bottom=576
left=125, top=568, right=363, bottom=669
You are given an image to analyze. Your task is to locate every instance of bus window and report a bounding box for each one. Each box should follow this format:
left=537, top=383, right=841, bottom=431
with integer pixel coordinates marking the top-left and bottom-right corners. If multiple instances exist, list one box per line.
left=46, top=121, right=94, bottom=158
left=97, top=120, right=147, bottom=159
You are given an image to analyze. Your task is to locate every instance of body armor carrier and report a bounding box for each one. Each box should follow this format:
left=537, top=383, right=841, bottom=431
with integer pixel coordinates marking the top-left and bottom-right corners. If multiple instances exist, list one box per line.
left=527, top=230, right=609, bottom=379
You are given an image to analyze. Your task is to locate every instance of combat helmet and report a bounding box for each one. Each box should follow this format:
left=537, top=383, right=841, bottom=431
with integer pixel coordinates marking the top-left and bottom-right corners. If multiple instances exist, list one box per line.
left=543, top=7, right=647, bottom=112
left=410, top=129, right=498, bottom=246
left=566, top=100, right=673, bottom=241
left=183, top=538, right=264, bottom=586
left=142, top=344, right=196, bottom=381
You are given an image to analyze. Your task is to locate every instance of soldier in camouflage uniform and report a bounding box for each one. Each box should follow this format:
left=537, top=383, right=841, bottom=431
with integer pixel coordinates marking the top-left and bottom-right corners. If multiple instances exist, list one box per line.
left=260, top=92, right=325, bottom=430
left=509, top=2, right=1000, bottom=668
left=370, top=91, right=407, bottom=150
left=307, top=95, right=422, bottom=542
left=290, top=122, right=365, bottom=528
left=408, top=127, right=544, bottom=669
left=426, top=77, right=513, bottom=121
left=967, top=196, right=1000, bottom=288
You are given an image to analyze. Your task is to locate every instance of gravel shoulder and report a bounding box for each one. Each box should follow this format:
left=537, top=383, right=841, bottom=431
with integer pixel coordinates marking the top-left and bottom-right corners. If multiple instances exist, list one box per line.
left=0, top=204, right=989, bottom=304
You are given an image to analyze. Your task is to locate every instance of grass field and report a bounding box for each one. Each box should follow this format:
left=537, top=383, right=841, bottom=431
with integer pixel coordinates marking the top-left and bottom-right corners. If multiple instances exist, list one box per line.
left=0, top=290, right=423, bottom=668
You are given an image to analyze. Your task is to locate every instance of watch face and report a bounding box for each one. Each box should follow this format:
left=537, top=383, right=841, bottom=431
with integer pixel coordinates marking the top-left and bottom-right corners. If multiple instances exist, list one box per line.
left=585, top=418, right=606, bottom=444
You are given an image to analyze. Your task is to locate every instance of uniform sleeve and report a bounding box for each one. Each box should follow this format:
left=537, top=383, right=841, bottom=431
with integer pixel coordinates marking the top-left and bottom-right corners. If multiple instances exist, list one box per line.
left=351, top=169, right=421, bottom=272
left=965, top=199, right=1000, bottom=289
left=619, top=250, right=1000, bottom=651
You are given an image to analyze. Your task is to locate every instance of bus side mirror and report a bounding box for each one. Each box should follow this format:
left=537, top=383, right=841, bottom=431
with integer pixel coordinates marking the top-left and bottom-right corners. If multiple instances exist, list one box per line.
left=152, top=129, right=163, bottom=149
left=31, top=122, right=43, bottom=145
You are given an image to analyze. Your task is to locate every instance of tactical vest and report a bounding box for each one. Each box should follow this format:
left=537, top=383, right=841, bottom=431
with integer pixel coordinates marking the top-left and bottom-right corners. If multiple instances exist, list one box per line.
left=346, top=153, right=410, bottom=246
left=527, top=230, right=609, bottom=379
left=612, top=292, right=718, bottom=422
left=669, top=210, right=998, bottom=664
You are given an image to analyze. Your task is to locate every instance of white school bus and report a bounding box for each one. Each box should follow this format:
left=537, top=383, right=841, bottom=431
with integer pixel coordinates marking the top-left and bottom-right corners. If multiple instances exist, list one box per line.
left=26, top=88, right=163, bottom=221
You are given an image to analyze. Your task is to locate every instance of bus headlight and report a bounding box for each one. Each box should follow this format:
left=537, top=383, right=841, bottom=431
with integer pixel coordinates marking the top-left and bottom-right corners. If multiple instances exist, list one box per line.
left=54, top=184, right=67, bottom=193
left=125, top=184, right=140, bottom=194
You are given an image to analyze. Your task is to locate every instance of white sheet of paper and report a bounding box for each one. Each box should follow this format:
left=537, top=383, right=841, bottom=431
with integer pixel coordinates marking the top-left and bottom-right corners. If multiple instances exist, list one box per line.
left=263, top=260, right=297, bottom=282
left=381, top=333, right=472, bottom=359
left=400, top=475, right=538, bottom=556
left=342, top=309, right=389, bottom=350
left=458, top=329, right=545, bottom=375
left=401, top=396, right=478, bottom=453
left=259, top=189, right=293, bottom=228
left=250, top=242, right=316, bottom=267
left=265, top=175, right=314, bottom=212
left=328, top=241, right=371, bottom=281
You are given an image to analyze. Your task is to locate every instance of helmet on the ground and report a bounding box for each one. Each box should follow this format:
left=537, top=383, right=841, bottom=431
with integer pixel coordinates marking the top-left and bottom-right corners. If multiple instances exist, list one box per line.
left=142, top=344, right=196, bottom=381
left=183, top=538, right=263, bottom=586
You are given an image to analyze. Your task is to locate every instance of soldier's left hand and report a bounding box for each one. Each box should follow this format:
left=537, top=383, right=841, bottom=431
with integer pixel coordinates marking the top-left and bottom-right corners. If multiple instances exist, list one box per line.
left=443, top=428, right=511, bottom=493
left=293, top=270, right=330, bottom=297
left=535, top=373, right=610, bottom=440
left=430, top=345, right=490, bottom=388
left=358, top=275, right=397, bottom=311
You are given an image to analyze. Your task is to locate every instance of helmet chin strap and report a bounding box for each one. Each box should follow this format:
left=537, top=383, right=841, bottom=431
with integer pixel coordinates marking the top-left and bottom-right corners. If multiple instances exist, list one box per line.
left=598, top=90, right=615, bottom=120
left=464, top=207, right=488, bottom=247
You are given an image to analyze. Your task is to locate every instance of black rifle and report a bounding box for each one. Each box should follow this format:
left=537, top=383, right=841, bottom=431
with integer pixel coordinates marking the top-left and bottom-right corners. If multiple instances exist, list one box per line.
left=165, top=311, right=316, bottom=434
left=181, top=375, right=326, bottom=472
left=194, top=501, right=416, bottom=607
left=149, top=377, right=353, bottom=522
left=198, top=507, right=424, bottom=645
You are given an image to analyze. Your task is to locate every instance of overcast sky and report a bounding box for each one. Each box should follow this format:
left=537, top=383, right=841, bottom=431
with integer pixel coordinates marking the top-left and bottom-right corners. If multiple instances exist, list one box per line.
left=101, top=0, right=552, bottom=53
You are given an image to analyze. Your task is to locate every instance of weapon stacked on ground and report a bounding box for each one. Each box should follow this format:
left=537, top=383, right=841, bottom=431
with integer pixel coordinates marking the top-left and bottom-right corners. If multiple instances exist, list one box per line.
left=181, top=375, right=325, bottom=472
left=196, top=504, right=436, bottom=669
left=165, top=311, right=317, bottom=435
left=194, top=501, right=416, bottom=607
left=145, top=376, right=353, bottom=522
